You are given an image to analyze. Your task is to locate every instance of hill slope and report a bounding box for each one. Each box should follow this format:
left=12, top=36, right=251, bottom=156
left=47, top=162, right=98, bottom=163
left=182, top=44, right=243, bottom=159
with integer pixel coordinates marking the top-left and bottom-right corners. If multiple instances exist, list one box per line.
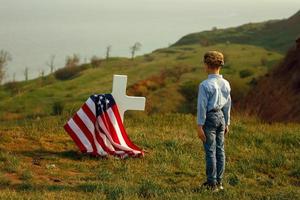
left=173, top=10, right=300, bottom=52
left=242, top=39, right=300, bottom=122
left=0, top=44, right=282, bottom=120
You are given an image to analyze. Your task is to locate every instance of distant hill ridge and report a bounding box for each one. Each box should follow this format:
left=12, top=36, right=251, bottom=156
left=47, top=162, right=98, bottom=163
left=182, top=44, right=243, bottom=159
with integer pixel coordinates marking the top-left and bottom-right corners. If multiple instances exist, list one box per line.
left=173, top=10, right=300, bottom=52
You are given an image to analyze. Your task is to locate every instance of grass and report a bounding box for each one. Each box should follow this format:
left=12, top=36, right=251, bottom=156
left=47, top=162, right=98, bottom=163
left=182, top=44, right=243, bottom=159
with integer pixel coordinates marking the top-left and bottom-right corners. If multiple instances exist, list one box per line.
left=0, top=113, right=299, bottom=199
left=0, top=43, right=282, bottom=120
left=0, top=14, right=298, bottom=199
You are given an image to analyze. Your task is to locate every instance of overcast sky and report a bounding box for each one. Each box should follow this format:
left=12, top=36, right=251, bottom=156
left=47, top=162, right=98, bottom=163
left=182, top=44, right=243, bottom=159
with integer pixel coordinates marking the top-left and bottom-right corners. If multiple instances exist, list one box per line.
left=0, top=0, right=299, bottom=81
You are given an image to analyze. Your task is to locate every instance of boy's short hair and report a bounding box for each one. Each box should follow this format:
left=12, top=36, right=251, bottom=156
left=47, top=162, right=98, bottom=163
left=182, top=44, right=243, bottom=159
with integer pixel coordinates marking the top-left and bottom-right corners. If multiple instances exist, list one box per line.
left=203, top=51, right=224, bottom=68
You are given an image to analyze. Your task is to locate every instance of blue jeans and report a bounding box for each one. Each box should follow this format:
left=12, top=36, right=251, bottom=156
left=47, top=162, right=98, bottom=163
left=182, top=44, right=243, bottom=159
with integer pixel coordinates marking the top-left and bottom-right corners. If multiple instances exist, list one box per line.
left=203, top=110, right=226, bottom=185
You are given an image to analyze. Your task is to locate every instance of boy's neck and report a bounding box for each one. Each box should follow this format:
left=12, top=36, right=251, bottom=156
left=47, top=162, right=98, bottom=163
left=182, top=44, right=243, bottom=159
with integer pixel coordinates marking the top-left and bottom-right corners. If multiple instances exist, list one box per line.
left=207, top=68, right=220, bottom=75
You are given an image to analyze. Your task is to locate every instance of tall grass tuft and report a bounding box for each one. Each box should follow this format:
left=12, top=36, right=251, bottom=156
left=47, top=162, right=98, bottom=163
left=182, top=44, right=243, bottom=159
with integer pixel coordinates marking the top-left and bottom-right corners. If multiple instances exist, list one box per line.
left=104, top=186, right=124, bottom=200
left=52, top=101, right=64, bottom=115
left=138, top=179, right=163, bottom=199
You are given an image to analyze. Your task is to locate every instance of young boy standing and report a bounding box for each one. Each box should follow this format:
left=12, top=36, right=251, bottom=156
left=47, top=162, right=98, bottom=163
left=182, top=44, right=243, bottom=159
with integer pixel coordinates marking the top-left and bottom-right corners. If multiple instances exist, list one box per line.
left=197, top=51, right=231, bottom=191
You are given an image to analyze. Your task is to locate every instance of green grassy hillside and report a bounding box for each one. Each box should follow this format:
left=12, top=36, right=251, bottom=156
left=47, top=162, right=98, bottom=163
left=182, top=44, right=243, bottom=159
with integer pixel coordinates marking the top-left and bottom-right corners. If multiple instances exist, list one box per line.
left=0, top=44, right=282, bottom=120
left=1, top=11, right=299, bottom=200
left=173, top=10, right=300, bottom=52
left=0, top=114, right=299, bottom=199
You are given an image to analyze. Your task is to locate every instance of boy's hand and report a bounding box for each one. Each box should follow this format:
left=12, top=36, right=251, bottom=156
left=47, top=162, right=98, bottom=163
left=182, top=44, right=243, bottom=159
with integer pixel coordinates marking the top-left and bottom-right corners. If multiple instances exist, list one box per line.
left=225, top=126, right=229, bottom=135
left=197, top=125, right=206, bottom=143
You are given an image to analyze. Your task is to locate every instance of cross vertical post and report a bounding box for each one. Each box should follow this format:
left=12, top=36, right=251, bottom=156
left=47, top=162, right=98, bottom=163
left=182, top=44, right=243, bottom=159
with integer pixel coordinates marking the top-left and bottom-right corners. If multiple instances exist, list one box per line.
left=111, top=75, right=146, bottom=122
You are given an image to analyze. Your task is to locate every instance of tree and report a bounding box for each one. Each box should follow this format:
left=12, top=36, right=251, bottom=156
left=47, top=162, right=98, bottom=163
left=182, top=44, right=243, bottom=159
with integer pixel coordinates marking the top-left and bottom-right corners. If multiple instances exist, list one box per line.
left=90, top=56, right=102, bottom=68
left=40, top=69, right=45, bottom=78
left=130, top=42, right=142, bottom=60
left=12, top=72, right=16, bottom=82
left=24, top=67, right=29, bottom=81
left=65, top=54, right=80, bottom=68
left=106, top=45, right=111, bottom=60
left=46, top=55, right=56, bottom=74
left=0, top=50, right=12, bottom=84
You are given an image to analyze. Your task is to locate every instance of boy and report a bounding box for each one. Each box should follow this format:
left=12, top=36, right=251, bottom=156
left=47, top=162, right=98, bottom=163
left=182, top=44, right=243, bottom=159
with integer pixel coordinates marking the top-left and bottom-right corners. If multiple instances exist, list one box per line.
left=197, top=51, right=231, bottom=191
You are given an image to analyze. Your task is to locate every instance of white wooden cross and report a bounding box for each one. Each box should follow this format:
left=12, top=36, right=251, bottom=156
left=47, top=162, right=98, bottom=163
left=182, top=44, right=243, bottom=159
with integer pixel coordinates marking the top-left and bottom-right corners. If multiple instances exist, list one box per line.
left=111, top=75, right=146, bottom=122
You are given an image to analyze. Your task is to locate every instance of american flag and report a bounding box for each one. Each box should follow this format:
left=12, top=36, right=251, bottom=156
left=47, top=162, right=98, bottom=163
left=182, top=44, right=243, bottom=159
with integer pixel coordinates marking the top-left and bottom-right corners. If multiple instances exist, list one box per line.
left=64, top=94, right=144, bottom=158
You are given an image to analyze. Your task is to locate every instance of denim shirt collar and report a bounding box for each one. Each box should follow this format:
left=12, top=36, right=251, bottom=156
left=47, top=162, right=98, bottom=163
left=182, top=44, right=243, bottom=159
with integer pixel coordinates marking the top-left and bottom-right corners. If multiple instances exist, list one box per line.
left=208, top=74, right=223, bottom=79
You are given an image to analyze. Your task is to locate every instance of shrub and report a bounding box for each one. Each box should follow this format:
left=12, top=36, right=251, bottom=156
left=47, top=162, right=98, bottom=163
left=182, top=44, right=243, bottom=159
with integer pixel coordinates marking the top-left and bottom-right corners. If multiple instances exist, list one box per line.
left=52, top=101, right=64, bottom=115
left=16, top=182, right=34, bottom=191
left=239, top=69, right=254, bottom=78
left=144, top=54, right=155, bottom=62
left=179, top=80, right=198, bottom=114
left=65, top=54, right=80, bottom=68
left=248, top=77, right=258, bottom=86
left=161, top=65, right=191, bottom=82
left=54, top=66, right=81, bottom=80
left=90, top=56, right=102, bottom=68
left=127, top=75, right=165, bottom=97
left=3, top=81, right=22, bottom=95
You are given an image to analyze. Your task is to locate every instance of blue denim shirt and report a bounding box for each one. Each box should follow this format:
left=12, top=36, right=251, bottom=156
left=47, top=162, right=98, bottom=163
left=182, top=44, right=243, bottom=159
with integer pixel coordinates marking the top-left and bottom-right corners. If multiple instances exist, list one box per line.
left=197, top=74, right=231, bottom=126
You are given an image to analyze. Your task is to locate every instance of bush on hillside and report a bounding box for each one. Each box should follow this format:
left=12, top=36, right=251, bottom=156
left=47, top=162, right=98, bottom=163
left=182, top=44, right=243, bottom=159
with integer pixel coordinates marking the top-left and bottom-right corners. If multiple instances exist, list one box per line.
left=179, top=80, right=198, bottom=114
left=54, top=66, right=81, bottom=80
left=143, top=54, right=155, bottom=62
left=90, top=56, right=102, bottom=68
left=127, top=75, right=165, bottom=97
left=65, top=54, right=80, bottom=68
left=161, top=65, right=192, bottom=82
left=52, top=101, right=64, bottom=115
left=239, top=69, right=254, bottom=78
left=3, top=81, right=22, bottom=96
left=248, top=77, right=258, bottom=86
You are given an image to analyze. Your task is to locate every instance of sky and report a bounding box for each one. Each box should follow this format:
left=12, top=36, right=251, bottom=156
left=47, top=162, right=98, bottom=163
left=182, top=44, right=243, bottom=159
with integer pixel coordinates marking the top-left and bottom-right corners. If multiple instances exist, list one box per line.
left=0, top=0, right=299, bottom=81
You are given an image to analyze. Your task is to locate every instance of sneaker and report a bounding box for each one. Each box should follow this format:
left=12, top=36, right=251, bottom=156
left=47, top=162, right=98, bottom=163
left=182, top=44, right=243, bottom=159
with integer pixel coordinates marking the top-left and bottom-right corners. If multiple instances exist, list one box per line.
left=201, top=182, right=219, bottom=192
left=217, top=182, right=224, bottom=190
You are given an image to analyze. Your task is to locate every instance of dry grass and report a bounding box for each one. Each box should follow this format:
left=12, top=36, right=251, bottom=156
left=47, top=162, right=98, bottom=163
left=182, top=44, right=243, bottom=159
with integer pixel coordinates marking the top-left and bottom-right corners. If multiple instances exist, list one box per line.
left=0, top=113, right=299, bottom=199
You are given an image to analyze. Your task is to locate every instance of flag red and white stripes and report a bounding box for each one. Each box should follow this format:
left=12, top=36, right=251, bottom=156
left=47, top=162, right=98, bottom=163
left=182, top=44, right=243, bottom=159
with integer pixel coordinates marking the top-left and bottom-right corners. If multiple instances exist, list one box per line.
left=64, top=94, right=144, bottom=158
